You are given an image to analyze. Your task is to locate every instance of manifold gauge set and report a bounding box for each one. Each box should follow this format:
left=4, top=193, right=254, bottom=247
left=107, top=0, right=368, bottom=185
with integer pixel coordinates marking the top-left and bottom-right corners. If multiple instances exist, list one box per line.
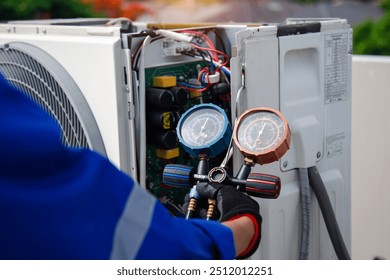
left=162, top=103, right=291, bottom=212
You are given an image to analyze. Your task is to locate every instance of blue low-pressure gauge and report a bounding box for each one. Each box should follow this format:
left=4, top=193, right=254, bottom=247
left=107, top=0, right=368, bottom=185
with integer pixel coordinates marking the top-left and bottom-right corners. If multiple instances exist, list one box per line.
left=177, top=103, right=232, bottom=158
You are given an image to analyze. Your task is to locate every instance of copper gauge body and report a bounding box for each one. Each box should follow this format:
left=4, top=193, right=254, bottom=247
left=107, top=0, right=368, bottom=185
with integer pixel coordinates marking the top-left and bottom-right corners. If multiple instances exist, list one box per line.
left=233, top=107, right=291, bottom=165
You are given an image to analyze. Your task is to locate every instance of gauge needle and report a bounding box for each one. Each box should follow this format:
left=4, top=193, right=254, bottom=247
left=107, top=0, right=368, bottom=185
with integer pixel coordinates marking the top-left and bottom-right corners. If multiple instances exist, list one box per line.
left=252, top=123, right=266, bottom=148
left=196, top=117, right=209, bottom=141
left=259, top=122, right=266, bottom=136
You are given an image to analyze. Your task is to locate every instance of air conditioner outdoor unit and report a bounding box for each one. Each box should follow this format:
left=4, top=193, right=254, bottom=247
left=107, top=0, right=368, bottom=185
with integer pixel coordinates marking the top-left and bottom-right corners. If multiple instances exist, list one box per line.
left=0, top=18, right=352, bottom=260
left=0, top=20, right=138, bottom=179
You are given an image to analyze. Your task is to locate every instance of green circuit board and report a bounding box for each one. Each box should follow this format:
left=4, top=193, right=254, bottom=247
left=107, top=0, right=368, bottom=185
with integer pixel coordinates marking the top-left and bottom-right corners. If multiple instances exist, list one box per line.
left=144, top=61, right=204, bottom=213
left=144, top=60, right=231, bottom=215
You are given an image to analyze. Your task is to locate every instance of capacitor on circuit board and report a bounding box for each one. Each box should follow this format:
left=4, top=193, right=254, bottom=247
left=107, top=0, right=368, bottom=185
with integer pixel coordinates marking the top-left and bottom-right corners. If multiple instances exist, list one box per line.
left=146, top=87, right=174, bottom=109
left=147, top=110, right=180, bottom=130
left=147, top=129, right=178, bottom=149
left=169, top=86, right=188, bottom=106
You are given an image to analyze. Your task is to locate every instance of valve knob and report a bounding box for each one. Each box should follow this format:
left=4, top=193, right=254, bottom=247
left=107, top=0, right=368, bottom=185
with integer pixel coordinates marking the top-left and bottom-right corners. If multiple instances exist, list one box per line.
left=245, top=173, right=281, bottom=199
left=162, top=164, right=194, bottom=188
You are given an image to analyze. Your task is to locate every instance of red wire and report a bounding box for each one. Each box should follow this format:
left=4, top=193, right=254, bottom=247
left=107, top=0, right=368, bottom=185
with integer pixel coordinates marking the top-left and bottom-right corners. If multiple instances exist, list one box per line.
left=198, top=67, right=210, bottom=84
left=178, top=30, right=219, bottom=61
left=190, top=43, right=229, bottom=67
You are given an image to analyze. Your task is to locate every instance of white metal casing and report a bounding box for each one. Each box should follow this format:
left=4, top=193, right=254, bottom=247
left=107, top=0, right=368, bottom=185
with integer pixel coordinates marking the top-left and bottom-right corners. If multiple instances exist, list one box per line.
left=0, top=23, right=137, bottom=178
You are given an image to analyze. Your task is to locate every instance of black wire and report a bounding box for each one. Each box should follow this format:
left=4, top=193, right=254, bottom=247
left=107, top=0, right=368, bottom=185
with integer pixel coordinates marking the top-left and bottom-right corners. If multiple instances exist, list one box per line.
left=298, top=168, right=311, bottom=260
left=191, top=41, right=214, bottom=73
left=308, top=166, right=351, bottom=260
left=132, top=36, right=162, bottom=72
left=131, top=39, right=144, bottom=70
left=184, top=49, right=207, bottom=65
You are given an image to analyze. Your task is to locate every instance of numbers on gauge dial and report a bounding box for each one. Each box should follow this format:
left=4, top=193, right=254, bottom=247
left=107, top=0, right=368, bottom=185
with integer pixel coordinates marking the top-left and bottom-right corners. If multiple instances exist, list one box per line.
left=180, top=108, right=225, bottom=147
left=237, top=111, right=285, bottom=153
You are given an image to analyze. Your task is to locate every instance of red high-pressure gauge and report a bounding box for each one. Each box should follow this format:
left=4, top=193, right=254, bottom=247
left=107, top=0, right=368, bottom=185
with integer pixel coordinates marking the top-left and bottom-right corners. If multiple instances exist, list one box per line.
left=233, top=107, right=291, bottom=165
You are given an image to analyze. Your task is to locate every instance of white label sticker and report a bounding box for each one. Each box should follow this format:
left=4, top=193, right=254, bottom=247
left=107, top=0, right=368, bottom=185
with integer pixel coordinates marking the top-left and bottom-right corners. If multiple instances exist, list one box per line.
left=325, top=33, right=348, bottom=104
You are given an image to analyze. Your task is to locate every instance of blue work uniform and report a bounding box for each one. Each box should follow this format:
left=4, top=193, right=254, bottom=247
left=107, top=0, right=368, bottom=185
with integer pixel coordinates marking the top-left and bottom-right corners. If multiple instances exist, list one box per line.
left=0, top=73, right=235, bottom=260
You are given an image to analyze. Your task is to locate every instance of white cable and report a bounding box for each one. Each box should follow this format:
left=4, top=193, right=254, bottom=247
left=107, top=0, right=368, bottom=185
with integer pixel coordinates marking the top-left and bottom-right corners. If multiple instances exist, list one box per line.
left=220, top=84, right=245, bottom=169
left=105, top=17, right=132, bottom=26
left=138, top=35, right=153, bottom=188
left=154, top=30, right=193, bottom=43
left=234, top=85, right=245, bottom=123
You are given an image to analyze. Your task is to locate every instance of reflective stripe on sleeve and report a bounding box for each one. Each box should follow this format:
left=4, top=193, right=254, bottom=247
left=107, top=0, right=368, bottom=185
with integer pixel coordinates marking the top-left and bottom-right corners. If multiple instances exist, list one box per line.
left=110, top=184, right=156, bottom=259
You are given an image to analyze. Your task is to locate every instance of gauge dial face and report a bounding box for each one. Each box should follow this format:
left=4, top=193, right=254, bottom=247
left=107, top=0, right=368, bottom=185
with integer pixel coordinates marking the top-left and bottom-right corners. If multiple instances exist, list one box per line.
left=237, top=111, right=285, bottom=153
left=233, top=108, right=290, bottom=164
left=180, top=107, right=226, bottom=147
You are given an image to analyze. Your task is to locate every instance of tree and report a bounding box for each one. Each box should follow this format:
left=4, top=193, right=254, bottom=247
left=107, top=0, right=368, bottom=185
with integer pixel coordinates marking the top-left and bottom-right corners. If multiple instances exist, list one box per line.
left=353, top=0, right=390, bottom=55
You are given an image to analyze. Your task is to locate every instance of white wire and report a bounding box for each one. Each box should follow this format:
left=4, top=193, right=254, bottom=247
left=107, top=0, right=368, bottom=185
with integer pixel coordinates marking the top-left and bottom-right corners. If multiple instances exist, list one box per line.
left=154, top=30, right=193, bottom=43
left=220, top=84, right=245, bottom=169
left=105, top=17, right=132, bottom=26
left=234, top=85, right=245, bottom=123
left=138, top=35, right=153, bottom=188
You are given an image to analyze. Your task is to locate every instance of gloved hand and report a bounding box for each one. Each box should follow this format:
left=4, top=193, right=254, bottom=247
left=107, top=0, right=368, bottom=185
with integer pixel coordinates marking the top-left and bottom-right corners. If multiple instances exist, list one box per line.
left=184, top=182, right=262, bottom=259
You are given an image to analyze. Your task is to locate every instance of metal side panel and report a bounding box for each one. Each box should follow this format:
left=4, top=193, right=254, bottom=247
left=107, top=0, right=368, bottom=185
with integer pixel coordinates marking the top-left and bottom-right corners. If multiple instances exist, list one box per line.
left=233, top=21, right=351, bottom=260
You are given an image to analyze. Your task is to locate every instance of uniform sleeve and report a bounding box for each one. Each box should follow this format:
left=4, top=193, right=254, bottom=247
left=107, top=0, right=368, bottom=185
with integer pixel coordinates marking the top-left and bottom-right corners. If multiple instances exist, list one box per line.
left=110, top=183, right=236, bottom=260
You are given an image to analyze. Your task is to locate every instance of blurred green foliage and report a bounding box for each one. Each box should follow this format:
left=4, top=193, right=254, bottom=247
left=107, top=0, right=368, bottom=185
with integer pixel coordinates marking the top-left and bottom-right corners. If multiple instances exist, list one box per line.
left=353, top=0, right=390, bottom=55
left=0, top=0, right=100, bottom=21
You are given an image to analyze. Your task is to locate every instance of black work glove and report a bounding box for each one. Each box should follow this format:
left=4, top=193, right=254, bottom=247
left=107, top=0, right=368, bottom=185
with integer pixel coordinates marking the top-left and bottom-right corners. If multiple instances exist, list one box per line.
left=195, top=182, right=262, bottom=259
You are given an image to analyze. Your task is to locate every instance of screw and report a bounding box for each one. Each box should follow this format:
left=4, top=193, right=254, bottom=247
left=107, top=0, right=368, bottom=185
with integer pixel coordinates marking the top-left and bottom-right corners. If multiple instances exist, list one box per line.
left=283, top=161, right=288, bottom=168
left=317, top=152, right=321, bottom=159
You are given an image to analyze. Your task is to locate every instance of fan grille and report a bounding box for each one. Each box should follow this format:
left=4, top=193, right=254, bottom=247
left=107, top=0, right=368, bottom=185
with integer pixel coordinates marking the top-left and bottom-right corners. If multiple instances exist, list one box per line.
left=0, top=44, right=88, bottom=148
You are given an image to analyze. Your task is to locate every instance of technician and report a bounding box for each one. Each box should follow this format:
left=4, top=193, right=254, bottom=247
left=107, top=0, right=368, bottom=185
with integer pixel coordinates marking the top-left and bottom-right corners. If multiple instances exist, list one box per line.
left=0, top=73, right=261, bottom=260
